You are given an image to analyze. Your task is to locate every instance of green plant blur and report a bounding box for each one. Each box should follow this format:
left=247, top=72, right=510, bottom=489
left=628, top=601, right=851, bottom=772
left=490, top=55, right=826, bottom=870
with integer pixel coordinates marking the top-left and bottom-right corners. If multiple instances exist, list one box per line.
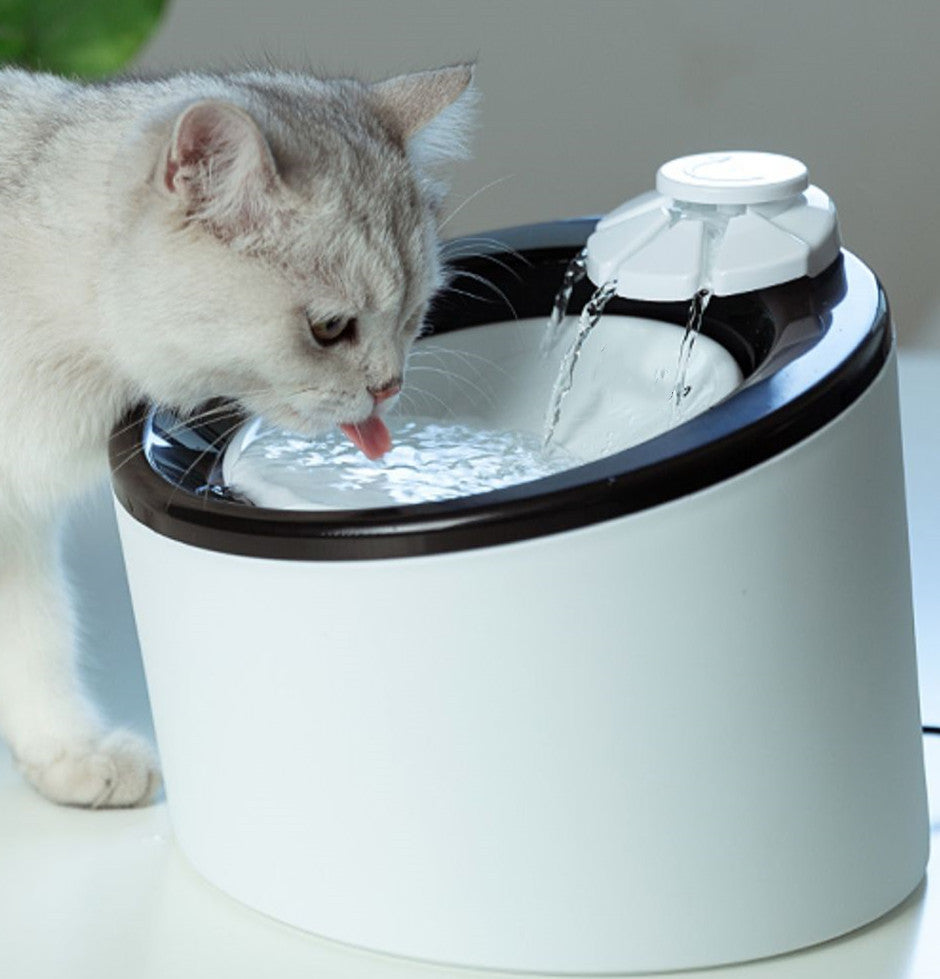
left=0, top=0, right=167, bottom=78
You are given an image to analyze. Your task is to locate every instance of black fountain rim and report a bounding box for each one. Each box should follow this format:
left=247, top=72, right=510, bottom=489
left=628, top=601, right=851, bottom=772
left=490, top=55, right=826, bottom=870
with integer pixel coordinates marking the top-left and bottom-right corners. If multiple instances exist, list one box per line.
left=109, top=219, right=891, bottom=561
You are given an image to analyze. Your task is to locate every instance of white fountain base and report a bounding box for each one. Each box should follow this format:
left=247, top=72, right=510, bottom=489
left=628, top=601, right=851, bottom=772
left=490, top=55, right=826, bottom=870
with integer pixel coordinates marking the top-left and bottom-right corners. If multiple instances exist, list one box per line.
left=115, top=333, right=927, bottom=972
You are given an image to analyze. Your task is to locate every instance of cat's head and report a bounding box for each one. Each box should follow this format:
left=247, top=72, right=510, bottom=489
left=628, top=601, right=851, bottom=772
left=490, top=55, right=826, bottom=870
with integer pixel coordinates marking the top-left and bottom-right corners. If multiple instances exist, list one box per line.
left=104, top=65, right=476, bottom=457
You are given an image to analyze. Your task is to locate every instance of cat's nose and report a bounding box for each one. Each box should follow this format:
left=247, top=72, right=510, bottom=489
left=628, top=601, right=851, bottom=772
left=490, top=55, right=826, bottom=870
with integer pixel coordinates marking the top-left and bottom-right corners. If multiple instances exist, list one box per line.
left=368, top=379, right=402, bottom=405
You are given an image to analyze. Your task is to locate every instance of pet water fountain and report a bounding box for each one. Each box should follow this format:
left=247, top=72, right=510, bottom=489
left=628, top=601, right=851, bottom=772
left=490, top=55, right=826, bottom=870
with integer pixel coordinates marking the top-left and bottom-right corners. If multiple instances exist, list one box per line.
left=110, top=152, right=928, bottom=974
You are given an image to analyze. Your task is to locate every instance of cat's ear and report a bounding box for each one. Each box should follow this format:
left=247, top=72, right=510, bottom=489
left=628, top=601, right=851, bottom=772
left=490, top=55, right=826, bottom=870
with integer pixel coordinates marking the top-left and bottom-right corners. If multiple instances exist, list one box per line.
left=160, top=100, right=281, bottom=236
left=371, top=64, right=478, bottom=169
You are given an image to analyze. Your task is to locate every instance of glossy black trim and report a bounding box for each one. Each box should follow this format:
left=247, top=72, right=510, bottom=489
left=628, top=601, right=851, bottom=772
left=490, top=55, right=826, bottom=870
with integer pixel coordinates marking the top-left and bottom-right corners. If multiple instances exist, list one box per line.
left=109, top=220, right=891, bottom=561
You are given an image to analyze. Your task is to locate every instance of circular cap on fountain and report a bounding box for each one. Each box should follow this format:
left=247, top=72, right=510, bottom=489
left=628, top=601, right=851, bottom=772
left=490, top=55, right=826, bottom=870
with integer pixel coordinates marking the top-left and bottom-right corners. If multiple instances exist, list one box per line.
left=586, top=151, right=840, bottom=301
left=656, top=151, right=809, bottom=205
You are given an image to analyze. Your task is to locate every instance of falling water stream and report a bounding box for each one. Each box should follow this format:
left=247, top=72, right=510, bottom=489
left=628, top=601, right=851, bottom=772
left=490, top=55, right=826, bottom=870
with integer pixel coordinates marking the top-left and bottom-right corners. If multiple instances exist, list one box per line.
left=671, top=288, right=712, bottom=415
left=541, top=247, right=588, bottom=354
left=544, top=206, right=733, bottom=443
left=542, top=278, right=619, bottom=446
left=668, top=210, right=730, bottom=413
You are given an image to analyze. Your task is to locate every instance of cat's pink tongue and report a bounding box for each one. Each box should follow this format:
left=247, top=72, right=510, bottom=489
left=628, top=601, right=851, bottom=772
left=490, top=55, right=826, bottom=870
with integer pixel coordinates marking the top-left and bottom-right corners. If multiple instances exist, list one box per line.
left=340, top=416, right=392, bottom=460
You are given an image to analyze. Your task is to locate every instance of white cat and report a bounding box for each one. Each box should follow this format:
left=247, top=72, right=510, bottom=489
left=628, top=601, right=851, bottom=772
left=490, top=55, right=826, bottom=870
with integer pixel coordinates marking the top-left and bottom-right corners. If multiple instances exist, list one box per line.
left=0, top=63, right=475, bottom=806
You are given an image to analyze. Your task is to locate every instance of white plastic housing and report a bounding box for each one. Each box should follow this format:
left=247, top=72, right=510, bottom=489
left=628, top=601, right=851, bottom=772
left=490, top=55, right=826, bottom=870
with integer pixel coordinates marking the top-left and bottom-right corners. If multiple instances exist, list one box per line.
left=115, top=345, right=927, bottom=974
left=586, top=151, right=842, bottom=301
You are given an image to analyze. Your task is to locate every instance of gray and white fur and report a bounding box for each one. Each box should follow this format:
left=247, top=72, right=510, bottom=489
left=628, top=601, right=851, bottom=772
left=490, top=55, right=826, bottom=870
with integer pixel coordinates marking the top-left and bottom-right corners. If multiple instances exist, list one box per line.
left=0, top=63, right=476, bottom=806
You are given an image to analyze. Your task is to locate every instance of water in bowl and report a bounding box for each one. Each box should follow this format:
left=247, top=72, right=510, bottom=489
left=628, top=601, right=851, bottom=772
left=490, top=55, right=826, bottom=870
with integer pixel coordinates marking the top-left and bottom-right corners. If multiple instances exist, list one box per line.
left=222, top=307, right=743, bottom=512
left=223, top=416, right=581, bottom=511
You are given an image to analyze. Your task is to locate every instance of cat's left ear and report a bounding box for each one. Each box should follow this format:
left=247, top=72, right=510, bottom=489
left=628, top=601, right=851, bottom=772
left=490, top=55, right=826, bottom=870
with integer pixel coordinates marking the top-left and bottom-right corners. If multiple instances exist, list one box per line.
left=371, top=64, right=478, bottom=169
left=160, top=100, right=282, bottom=237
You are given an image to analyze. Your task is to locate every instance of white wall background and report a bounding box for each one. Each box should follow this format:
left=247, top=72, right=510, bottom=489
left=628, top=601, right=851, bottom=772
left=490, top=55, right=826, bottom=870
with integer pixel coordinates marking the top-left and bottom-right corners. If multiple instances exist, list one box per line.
left=135, top=0, right=940, bottom=346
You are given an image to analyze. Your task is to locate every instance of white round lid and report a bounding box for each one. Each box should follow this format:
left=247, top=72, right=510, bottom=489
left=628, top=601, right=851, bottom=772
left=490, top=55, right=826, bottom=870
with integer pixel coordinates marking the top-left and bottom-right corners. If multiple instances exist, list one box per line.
left=587, top=152, right=840, bottom=301
left=656, top=151, right=809, bottom=206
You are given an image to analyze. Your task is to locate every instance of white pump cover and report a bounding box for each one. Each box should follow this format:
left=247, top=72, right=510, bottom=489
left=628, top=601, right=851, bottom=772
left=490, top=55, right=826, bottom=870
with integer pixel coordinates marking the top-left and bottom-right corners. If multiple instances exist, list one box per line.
left=586, top=151, right=841, bottom=301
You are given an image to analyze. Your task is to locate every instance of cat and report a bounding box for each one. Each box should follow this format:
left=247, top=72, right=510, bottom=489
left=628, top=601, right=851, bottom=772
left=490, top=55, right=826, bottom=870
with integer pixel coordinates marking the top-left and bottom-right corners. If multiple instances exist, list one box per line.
left=0, top=62, right=476, bottom=807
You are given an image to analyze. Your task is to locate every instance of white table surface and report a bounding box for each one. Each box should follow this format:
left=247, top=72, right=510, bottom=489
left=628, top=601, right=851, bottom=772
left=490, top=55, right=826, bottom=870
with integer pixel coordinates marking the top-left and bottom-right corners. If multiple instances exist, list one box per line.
left=1, top=350, right=938, bottom=978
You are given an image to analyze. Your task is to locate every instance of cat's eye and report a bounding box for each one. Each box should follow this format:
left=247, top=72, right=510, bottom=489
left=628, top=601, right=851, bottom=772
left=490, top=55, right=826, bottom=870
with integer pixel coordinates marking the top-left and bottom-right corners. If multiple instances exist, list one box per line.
left=308, top=315, right=357, bottom=346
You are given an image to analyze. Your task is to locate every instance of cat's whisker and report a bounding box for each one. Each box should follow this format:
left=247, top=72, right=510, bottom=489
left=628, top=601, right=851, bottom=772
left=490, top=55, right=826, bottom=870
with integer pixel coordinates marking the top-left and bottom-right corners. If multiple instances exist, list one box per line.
left=442, top=234, right=528, bottom=256
left=197, top=416, right=253, bottom=511
left=164, top=416, right=247, bottom=511
left=110, top=411, right=219, bottom=451
left=107, top=401, right=249, bottom=479
left=410, top=347, right=501, bottom=397
left=108, top=399, right=240, bottom=442
left=398, top=384, right=457, bottom=420
left=107, top=378, right=334, bottom=448
left=437, top=284, right=493, bottom=307
left=108, top=441, right=151, bottom=477
left=407, top=353, right=476, bottom=396
left=412, top=343, right=508, bottom=380
left=406, top=364, right=497, bottom=411
left=396, top=390, right=425, bottom=416
left=437, top=175, right=515, bottom=232
left=471, top=251, right=528, bottom=282
left=441, top=237, right=530, bottom=267
left=461, top=270, right=519, bottom=319
left=422, top=356, right=500, bottom=405
left=107, top=417, right=147, bottom=445
left=441, top=270, right=519, bottom=320
left=442, top=246, right=528, bottom=283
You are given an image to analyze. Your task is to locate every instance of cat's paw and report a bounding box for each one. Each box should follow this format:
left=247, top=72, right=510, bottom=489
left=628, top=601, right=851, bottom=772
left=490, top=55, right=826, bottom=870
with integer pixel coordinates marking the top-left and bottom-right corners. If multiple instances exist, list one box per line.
left=18, top=729, right=161, bottom=808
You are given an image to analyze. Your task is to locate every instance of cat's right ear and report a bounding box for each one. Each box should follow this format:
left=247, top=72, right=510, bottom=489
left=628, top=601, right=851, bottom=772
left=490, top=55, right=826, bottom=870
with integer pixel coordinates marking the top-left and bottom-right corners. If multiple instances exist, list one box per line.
left=371, top=64, right=478, bottom=169
left=160, top=100, right=281, bottom=237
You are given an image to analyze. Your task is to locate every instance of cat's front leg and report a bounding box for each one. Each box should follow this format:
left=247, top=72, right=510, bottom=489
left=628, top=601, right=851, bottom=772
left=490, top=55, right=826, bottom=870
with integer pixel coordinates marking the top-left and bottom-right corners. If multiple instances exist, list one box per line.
left=0, top=517, right=159, bottom=807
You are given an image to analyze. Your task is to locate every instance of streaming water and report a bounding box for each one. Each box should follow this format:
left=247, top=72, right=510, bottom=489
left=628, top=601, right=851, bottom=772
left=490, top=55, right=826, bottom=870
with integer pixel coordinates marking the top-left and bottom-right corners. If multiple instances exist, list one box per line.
left=671, top=288, right=712, bottom=413
left=540, top=247, right=588, bottom=354
left=541, top=204, right=737, bottom=441
left=542, top=278, right=619, bottom=446
left=669, top=209, right=731, bottom=415
left=224, top=417, right=581, bottom=510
